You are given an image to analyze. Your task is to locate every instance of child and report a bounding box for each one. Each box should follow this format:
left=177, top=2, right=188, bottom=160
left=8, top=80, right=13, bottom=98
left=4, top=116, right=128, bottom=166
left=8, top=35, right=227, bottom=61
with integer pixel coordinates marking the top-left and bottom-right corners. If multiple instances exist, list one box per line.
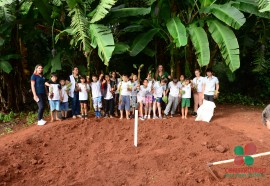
left=46, top=73, right=62, bottom=122
left=164, top=77, right=182, bottom=118
left=145, top=72, right=154, bottom=119
left=118, top=74, right=132, bottom=119
left=152, top=78, right=167, bottom=119
left=181, top=78, right=192, bottom=119
left=90, top=74, right=103, bottom=118
left=137, top=79, right=151, bottom=120
left=102, top=74, right=115, bottom=118
left=77, top=75, right=90, bottom=119
left=130, top=74, right=139, bottom=118
left=60, top=78, right=69, bottom=119
left=178, top=74, right=185, bottom=113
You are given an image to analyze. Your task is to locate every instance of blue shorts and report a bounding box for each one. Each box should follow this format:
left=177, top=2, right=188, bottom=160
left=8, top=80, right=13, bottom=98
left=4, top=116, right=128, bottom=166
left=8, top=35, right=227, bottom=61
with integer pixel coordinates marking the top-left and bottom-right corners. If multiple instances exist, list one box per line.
left=93, top=96, right=102, bottom=110
left=60, top=102, right=69, bottom=111
left=49, top=100, right=60, bottom=111
left=154, top=97, right=162, bottom=103
left=119, top=95, right=130, bottom=110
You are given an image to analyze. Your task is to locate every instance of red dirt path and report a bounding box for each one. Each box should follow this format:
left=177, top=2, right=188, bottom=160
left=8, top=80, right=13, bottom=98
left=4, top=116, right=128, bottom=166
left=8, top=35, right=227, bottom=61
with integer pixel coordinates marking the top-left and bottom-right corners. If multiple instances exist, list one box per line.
left=0, top=104, right=270, bottom=186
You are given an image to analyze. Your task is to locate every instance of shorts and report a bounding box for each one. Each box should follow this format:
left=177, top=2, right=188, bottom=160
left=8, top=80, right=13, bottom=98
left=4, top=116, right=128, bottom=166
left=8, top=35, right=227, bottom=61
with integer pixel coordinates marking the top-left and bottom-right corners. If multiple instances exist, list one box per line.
left=80, top=100, right=88, bottom=104
left=204, top=94, right=214, bottom=102
left=119, top=95, right=130, bottom=110
left=137, top=95, right=145, bottom=103
left=154, top=97, right=162, bottom=103
left=93, top=96, right=102, bottom=110
left=145, top=95, right=152, bottom=103
left=60, top=102, right=69, bottom=111
left=181, top=98, right=190, bottom=108
left=49, top=100, right=60, bottom=111
left=130, top=96, right=138, bottom=108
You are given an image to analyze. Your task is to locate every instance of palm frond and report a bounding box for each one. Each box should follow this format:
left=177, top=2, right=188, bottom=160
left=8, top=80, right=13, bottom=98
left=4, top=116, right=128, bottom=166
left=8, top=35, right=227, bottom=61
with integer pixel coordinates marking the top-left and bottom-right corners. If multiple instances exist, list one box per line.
left=0, top=0, right=15, bottom=23
left=69, top=7, right=91, bottom=51
left=258, top=0, right=270, bottom=12
left=90, top=0, right=117, bottom=23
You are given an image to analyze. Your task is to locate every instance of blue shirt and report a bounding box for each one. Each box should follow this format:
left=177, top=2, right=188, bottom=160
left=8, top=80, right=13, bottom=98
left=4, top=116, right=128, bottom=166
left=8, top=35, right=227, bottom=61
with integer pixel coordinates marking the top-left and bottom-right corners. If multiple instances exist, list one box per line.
left=31, top=74, right=46, bottom=94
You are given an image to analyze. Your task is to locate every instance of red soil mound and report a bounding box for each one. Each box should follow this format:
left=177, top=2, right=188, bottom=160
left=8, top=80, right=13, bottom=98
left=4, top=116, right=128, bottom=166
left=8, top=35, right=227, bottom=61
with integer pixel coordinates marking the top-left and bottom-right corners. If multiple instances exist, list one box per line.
left=0, top=105, right=270, bottom=186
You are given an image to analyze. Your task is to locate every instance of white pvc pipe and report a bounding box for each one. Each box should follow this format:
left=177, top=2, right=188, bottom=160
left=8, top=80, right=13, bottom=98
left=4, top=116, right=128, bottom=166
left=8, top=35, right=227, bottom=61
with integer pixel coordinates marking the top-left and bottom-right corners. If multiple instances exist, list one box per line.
left=208, top=151, right=270, bottom=167
left=134, top=110, right=138, bottom=147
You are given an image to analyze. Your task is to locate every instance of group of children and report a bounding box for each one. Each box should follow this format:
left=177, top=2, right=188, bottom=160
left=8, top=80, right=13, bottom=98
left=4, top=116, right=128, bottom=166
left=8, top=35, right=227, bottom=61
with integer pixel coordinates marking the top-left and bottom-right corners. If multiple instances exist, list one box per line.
left=45, top=73, right=198, bottom=121
left=45, top=70, right=201, bottom=122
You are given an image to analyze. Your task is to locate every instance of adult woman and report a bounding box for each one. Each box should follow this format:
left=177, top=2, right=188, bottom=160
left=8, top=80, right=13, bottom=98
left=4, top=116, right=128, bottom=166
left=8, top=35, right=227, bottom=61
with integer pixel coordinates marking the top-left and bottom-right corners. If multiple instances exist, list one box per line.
left=67, top=67, right=81, bottom=118
left=31, top=64, right=47, bottom=125
left=154, top=65, right=171, bottom=81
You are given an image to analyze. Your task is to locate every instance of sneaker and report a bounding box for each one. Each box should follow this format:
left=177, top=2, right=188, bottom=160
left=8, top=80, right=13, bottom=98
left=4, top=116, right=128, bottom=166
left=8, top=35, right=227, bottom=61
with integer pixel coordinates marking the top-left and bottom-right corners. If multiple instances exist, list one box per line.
left=77, top=115, right=82, bottom=118
left=147, top=115, right=151, bottom=119
left=139, top=116, right=144, bottom=121
left=153, top=115, right=158, bottom=119
left=37, top=120, right=46, bottom=126
left=143, top=115, right=147, bottom=119
left=104, top=114, right=108, bottom=118
left=72, top=116, right=76, bottom=119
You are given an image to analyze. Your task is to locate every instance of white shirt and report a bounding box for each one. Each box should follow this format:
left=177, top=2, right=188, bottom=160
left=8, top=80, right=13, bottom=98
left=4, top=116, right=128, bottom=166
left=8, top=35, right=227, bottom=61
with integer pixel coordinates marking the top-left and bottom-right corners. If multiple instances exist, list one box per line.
left=168, top=81, right=182, bottom=97
left=48, top=83, right=61, bottom=101
left=90, top=81, right=102, bottom=98
left=61, top=85, right=69, bottom=102
left=192, top=76, right=204, bottom=93
left=147, top=80, right=153, bottom=96
left=131, top=81, right=138, bottom=96
left=153, top=81, right=166, bottom=98
left=203, top=76, right=219, bottom=95
left=78, top=83, right=90, bottom=100
left=118, top=81, right=131, bottom=96
left=138, top=85, right=151, bottom=97
left=104, top=83, right=113, bottom=100
left=181, top=84, right=191, bottom=98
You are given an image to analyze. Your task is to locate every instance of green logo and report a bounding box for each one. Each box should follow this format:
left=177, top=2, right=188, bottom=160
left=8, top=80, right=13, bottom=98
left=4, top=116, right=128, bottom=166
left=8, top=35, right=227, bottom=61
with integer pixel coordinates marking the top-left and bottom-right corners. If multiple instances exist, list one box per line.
left=234, top=143, right=256, bottom=166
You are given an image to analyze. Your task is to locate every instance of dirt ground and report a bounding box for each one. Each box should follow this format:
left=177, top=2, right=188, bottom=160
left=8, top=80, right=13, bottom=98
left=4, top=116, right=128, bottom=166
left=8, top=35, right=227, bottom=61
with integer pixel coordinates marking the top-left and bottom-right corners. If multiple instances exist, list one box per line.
left=0, top=104, right=270, bottom=186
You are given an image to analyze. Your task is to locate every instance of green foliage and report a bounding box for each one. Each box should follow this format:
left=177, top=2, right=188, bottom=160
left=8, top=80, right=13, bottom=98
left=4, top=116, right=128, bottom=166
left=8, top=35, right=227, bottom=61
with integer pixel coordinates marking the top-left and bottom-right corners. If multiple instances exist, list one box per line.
left=90, top=0, right=117, bottom=23
left=217, top=93, right=265, bottom=106
left=232, top=0, right=270, bottom=19
left=204, top=3, right=246, bottom=30
left=207, top=19, right=240, bottom=72
left=188, top=24, right=210, bottom=67
left=258, top=0, right=270, bottom=12
left=0, top=0, right=16, bottom=23
left=26, top=111, right=38, bottom=126
left=4, top=127, right=13, bottom=133
left=166, top=17, right=187, bottom=47
left=130, top=28, right=159, bottom=56
left=69, top=7, right=91, bottom=51
left=89, top=24, right=115, bottom=65
left=0, top=111, right=16, bottom=122
left=110, top=7, right=151, bottom=18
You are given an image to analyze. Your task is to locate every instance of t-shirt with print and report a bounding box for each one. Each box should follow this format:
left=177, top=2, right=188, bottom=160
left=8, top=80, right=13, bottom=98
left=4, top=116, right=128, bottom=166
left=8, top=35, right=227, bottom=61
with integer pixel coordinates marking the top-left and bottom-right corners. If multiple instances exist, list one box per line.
left=47, top=80, right=61, bottom=100
left=131, top=81, right=138, bottom=96
left=182, top=84, right=191, bottom=98
left=90, top=81, right=102, bottom=98
left=31, top=74, right=46, bottom=94
left=61, top=85, right=69, bottom=102
left=138, top=85, right=151, bottom=97
left=168, top=81, right=182, bottom=97
left=203, top=76, right=219, bottom=96
left=146, top=80, right=153, bottom=96
left=118, top=81, right=131, bottom=96
left=104, top=83, right=113, bottom=100
left=192, top=76, right=204, bottom=93
left=153, top=81, right=166, bottom=98
left=78, top=83, right=90, bottom=100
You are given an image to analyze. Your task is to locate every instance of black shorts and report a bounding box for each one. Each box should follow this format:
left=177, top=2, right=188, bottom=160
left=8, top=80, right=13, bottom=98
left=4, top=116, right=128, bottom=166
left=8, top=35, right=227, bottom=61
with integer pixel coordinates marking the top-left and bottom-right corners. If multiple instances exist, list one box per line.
left=80, top=100, right=88, bottom=104
left=204, top=95, right=214, bottom=102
